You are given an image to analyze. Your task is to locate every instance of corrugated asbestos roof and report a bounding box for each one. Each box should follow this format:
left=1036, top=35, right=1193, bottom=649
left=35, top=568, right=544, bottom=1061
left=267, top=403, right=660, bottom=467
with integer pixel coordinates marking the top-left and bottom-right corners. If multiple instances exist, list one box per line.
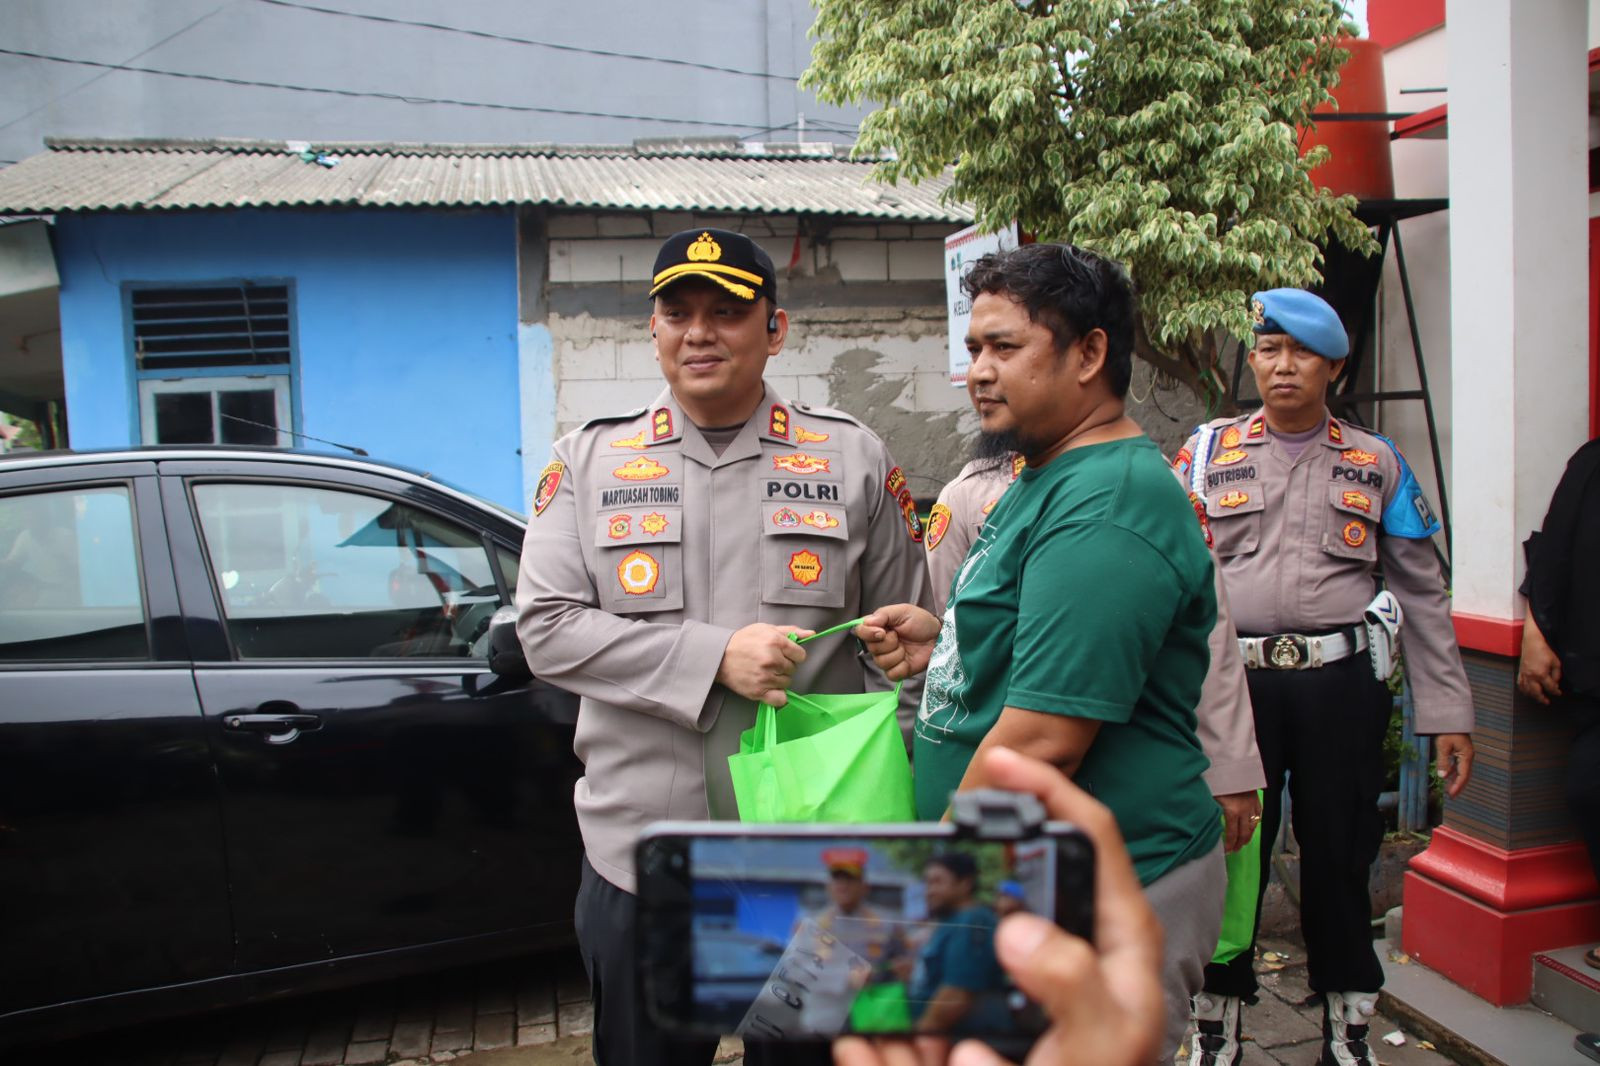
left=0, top=138, right=970, bottom=221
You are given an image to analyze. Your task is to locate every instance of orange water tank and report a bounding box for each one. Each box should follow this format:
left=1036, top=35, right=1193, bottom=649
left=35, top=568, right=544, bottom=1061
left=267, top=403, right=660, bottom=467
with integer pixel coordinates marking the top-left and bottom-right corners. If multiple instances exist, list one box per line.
left=1300, top=37, right=1395, bottom=201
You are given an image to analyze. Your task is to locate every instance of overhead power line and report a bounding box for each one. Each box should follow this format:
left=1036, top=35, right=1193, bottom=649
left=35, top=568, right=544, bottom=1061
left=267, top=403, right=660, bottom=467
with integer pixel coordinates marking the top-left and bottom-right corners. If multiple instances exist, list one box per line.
left=0, top=47, right=784, bottom=131
left=252, top=0, right=803, bottom=83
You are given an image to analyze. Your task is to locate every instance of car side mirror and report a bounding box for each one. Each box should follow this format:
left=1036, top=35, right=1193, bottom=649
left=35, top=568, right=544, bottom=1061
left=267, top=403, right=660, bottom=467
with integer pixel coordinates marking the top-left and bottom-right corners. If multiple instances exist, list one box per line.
left=486, top=605, right=533, bottom=681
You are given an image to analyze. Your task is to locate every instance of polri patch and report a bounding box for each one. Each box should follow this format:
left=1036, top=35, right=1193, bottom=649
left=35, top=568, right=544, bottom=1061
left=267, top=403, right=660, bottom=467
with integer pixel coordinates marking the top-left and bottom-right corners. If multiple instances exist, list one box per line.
left=1212, top=449, right=1248, bottom=467
left=774, top=453, right=830, bottom=475
left=925, top=503, right=952, bottom=551
left=613, top=456, right=671, bottom=481
left=1342, top=520, right=1368, bottom=548
left=788, top=550, right=823, bottom=586
left=533, top=461, right=565, bottom=517
left=641, top=512, right=670, bottom=536
left=617, top=550, right=660, bottom=595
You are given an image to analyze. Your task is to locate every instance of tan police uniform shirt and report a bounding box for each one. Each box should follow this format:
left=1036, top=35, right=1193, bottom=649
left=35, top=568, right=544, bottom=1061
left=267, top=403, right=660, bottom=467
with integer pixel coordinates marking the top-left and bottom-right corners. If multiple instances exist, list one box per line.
left=923, top=452, right=1266, bottom=798
left=1176, top=411, right=1473, bottom=735
left=516, top=383, right=932, bottom=893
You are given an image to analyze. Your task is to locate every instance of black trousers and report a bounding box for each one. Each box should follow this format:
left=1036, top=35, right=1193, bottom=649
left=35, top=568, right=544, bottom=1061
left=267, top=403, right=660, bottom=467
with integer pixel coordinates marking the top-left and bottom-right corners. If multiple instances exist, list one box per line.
left=1565, top=697, right=1600, bottom=885
left=574, top=857, right=829, bottom=1066
left=1203, top=655, right=1392, bottom=999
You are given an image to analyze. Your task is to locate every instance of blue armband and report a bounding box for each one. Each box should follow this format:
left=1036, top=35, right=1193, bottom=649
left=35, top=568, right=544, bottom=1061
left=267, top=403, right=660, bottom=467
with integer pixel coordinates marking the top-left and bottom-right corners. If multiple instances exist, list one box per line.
left=1373, top=433, right=1441, bottom=539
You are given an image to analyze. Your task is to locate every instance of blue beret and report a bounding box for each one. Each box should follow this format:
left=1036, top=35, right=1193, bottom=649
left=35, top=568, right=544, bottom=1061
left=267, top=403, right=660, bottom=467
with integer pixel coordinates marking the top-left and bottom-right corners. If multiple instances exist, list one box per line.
left=1250, top=288, right=1349, bottom=360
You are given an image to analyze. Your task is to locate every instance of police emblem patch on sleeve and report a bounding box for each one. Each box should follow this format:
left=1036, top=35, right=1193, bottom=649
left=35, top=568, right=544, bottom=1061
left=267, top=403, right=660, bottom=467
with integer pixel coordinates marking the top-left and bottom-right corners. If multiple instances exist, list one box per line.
left=885, top=467, right=907, bottom=495
left=1173, top=447, right=1193, bottom=478
left=925, top=503, right=952, bottom=551
left=897, top=488, right=923, bottom=542
left=533, top=461, right=565, bottom=516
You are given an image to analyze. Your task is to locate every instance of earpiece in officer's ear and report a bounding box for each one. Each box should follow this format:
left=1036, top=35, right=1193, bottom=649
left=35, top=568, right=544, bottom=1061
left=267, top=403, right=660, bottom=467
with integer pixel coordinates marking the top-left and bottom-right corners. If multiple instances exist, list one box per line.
left=767, top=311, right=778, bottom=334
left=651, top=330, right=656, bottom=338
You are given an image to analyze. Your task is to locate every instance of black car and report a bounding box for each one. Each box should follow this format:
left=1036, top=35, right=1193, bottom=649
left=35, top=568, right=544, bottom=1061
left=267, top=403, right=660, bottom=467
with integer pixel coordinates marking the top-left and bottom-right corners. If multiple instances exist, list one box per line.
left=0, top=448, right=582, bottom=1046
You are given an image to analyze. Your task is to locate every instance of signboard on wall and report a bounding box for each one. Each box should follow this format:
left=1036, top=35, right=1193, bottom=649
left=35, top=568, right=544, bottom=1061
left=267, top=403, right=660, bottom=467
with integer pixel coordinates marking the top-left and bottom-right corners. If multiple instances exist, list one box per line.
left=945, top=222, right=1020, bottom=386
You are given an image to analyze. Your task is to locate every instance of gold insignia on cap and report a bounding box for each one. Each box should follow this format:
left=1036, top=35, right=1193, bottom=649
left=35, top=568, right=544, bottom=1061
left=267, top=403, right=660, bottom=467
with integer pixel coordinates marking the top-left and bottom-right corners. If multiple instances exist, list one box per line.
left=687, top=232, right=722, bottom=262
left=1250, top=299, right=1266, bottom=326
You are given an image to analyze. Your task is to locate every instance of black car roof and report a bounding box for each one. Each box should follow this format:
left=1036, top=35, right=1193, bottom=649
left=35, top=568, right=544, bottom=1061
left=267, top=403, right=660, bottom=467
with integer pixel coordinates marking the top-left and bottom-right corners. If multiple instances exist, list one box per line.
left=0, top=446, right=527, bottom=524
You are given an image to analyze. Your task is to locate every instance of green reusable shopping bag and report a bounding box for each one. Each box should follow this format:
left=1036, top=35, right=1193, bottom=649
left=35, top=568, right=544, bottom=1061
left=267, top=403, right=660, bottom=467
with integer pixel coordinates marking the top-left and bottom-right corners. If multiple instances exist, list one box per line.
left=847, top=981, right=913, bottom=1033
left=1211, top=791, right=1264, bottom=965
left=727, top=618, right=916, bottom=823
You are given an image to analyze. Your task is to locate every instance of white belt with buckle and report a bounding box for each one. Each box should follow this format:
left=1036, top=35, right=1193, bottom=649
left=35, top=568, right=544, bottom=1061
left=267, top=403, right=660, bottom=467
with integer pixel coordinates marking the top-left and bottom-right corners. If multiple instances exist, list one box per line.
left=1238, top=628, right=1369, bottom=670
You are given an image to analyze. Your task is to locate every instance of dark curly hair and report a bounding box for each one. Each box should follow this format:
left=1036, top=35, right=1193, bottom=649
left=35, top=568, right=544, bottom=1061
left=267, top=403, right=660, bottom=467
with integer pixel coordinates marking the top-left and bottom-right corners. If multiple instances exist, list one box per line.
left=961, top=243, right=1137, bottom=398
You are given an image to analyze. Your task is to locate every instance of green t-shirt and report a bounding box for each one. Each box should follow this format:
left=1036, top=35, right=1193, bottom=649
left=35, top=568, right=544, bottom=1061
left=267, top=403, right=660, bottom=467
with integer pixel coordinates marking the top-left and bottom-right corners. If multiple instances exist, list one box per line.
left=913, top=435, right=1222, bottom=885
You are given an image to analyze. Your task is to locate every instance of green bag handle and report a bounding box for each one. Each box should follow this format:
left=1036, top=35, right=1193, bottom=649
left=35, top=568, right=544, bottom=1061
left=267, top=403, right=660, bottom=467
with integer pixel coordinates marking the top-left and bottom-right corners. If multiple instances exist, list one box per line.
left=758, top=617, right=901, bottom=748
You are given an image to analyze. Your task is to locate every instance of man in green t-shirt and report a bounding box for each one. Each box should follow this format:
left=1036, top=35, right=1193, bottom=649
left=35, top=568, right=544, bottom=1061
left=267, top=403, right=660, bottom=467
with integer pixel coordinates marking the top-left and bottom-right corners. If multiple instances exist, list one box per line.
left=858, top=243, right=1225, bottom=1062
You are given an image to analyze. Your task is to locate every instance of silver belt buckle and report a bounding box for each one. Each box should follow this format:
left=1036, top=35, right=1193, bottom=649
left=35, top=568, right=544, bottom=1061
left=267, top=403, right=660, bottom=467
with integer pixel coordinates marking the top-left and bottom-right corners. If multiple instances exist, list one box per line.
left=1267, top=634, right=1308, bottom=670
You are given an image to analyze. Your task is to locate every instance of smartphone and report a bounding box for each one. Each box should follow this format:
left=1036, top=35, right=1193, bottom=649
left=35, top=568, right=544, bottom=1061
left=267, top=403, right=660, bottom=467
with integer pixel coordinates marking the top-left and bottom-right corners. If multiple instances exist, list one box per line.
left=635, top=817, right=1093, bottom=1043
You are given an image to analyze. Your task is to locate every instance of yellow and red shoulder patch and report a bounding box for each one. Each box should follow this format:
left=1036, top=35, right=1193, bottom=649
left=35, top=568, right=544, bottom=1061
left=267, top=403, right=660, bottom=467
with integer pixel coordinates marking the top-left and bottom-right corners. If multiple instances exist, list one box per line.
left=607, top=514, right=631, bottom=539
left=802, top=509, right=840, bottom=530
left=641, top=512, right=670, bottom=536
left=795, top=425, right=830, bottom=444
left=533, top=461, right=564, bottom=516
left=788, top=549, right=823, bottom=586
left=925, top=503, right=952, bottom=551
left=885, top=466, right=907, bottom=496
left=1341, top=449, right=1378, bottom=467
left=1342, top=520, right=1368, bottom=548
left=651, top=408, right=674, bottom=441
left=1212, top=449, right=1248, bottom=467
left=609, top=428, right=647, bottom=451
left=1327, top=419, right=1344, bottom=445
left=1217, top=491, right=1250, bottom=509
left=617, top=550, right=660, bottom=595
left=1173, top=447, right=1194, bottom=477
left=774, top=452, right=830, bottom=475
left=613, top=456, right=670, bottom=481
left=1219, top=426, right=1242, bottom=450
left=1010, top=454, right=1027, bottom=480
left=1341, top=490, right=1372, bottom=514
left=769, top=404, right=789, bottom=439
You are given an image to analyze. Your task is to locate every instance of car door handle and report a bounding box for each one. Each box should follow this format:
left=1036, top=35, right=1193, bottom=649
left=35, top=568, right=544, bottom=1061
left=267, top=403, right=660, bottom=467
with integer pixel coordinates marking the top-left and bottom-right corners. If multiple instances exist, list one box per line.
left=224, top=710, right=323, bottom=745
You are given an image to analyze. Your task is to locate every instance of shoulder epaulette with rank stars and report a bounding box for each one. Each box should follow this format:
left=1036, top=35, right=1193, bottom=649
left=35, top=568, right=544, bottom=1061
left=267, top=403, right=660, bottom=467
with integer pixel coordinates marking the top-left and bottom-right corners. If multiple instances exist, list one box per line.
left=650, top=407, right=677, bottom=443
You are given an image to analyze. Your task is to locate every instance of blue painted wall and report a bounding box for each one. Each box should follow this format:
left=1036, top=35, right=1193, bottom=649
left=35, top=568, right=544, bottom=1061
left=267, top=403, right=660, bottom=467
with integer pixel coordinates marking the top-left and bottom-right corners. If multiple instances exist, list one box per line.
left=53, top=208, right=525, bottom=509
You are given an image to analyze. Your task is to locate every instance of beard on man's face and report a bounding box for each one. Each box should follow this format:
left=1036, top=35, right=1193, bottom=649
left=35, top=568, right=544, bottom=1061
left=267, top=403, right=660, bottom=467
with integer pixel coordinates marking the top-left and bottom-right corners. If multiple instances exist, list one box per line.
left=973, top=429, right=1025, bottom=461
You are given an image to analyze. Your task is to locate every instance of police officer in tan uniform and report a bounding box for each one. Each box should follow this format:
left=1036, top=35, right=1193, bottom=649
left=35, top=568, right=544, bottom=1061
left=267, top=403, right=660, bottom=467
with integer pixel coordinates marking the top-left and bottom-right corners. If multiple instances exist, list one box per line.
left=516, top=228, right=930, bottom=1066
left=1177, top=289, right=1475, bottom=1066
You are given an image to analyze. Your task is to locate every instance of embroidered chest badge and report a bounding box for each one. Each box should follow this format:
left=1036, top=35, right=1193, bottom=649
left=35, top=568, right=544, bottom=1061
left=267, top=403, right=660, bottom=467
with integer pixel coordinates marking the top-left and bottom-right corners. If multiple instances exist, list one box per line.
left=774, top=453, right=830, bottom=475
left=608, top=514, right=631, bottom=539
left=1342, top=491, right=1372, bottom=514
left=1219, top=426, right=1242, bottom=450
left=533, top=461, right=564, bottom=516
left=788, top=550, right=823, bottom=586
left=609, top=428, right=647, bottom=451
left=1342, top=520, right=1368, bottom=548
left=613, top=456, right=670, bottom=481
left=1217, top=491, right=1250, bottom=509
left=925, top=503, right=952, bottom=551
left=617, top=550, right=660, bottom=595
left=802, top=509, right=840, bottom=530
left=772, top=507, right=802, bottom=528
left=640, top=512, right=670, bottom=536
left=1212, top=449, right=1248, bottom=467
left=795, top=425, right=830, bottom=444
left=1341, top=449, right=1378, bottom=467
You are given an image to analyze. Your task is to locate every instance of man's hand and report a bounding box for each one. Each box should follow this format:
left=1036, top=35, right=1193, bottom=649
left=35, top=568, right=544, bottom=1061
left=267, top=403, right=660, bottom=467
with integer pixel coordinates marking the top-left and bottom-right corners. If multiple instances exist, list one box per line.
left=1216, top=791, right=1263, bottom=854
left=715, top=624, right=811, bottom=705
left=1434, top=733, right=1474, bottom=798
left=833, top=746, right=1164, bottom=1066
left=1517, top=610, right=1563, bottom=706
left=854, top=604, right=942, bottom=681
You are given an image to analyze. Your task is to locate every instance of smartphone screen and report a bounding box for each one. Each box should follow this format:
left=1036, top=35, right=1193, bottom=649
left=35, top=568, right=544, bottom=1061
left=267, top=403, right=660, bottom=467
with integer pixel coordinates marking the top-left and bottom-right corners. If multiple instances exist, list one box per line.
left=636, top=824, right=1093, bottom=1041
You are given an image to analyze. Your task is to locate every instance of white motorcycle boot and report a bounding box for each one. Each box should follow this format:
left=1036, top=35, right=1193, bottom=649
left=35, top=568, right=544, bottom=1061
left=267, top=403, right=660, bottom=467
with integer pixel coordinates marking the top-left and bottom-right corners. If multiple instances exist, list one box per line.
left=1319, top=991, right=1377, bottom=1066
left=1189, top=992, right=1242, bottom=1066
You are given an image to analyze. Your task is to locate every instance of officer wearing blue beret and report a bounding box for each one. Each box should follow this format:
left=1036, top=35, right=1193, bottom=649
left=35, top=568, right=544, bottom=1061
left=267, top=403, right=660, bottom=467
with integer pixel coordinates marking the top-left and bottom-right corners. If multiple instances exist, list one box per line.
left=1179, top=289, right=1476, bottom=1066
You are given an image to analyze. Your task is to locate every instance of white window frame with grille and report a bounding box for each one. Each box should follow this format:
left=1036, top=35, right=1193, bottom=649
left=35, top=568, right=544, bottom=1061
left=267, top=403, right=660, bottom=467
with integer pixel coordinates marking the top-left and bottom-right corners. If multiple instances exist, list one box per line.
left=127, top=280, right=300, bottom=448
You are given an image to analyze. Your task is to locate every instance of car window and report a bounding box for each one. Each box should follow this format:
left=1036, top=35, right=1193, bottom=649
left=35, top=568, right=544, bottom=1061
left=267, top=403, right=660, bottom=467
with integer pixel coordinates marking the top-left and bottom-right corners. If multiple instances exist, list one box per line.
left=0, top=486, right=148, bottom=661
left=192, top=482, right=503, bottom=659
left=496, top=545, right=520, bottom=594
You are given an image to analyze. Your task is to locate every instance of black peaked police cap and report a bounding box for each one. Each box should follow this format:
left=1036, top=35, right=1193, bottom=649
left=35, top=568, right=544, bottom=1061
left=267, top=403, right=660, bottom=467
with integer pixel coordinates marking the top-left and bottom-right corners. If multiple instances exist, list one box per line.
left=649, top=228, right=778, bottom=304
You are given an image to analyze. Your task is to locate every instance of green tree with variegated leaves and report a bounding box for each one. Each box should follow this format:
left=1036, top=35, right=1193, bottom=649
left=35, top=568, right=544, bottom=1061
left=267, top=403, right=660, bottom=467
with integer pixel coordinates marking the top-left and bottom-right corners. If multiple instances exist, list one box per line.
left=804, top=0, right=1378, bottom=414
